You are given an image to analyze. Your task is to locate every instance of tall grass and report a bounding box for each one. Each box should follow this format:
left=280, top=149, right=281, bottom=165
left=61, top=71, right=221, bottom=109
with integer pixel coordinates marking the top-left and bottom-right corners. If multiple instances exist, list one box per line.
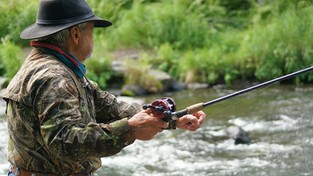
left=1, top=0, right=313, bottom=90
left=0, top=39, right=23, bottom=80
left=108, top=1, right=209, bottom=50
left=0, top=0, right=37, bottom=46
left=240, top=4, right=313, bottom=83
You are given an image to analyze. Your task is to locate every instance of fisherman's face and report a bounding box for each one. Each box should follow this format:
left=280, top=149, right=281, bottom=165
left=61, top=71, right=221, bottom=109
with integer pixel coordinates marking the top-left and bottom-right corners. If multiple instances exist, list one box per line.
left=78, top=22, right=94, bottom=61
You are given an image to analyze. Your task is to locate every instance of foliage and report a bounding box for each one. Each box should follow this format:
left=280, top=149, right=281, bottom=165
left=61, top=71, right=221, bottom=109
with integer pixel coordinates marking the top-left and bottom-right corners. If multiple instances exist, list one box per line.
left=105, top=1, right=209, bottom=50
left=123, top=55, right=163, bottom=93
left=85, top=36, right=113, bottom=89
left=85, top=58, right=112, bottom=89
left=1, top=0, right=313, bottom=90
left=152, top=43, right=181, bottom=79
left=0, top=0, right=37, bottom=46
left=239, top=3, right=313, bottom=83
left=0, top=39, right=23, bottom=79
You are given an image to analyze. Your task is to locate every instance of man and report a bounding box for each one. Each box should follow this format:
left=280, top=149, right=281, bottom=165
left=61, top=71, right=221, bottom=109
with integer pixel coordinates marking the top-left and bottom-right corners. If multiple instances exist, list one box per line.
left=4, top=0, right=206, bottom=175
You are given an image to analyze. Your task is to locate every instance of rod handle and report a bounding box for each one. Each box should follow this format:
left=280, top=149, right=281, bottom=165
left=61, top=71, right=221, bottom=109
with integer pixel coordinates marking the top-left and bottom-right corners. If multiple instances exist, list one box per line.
left=186, top=103, right=205, bottom=114
left=172, top=103, right=204, bottom=118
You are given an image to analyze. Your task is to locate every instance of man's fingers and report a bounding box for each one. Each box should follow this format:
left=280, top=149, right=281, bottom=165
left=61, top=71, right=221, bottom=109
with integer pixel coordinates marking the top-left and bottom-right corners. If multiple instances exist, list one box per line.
left=144, top=108, right=153, bottom=114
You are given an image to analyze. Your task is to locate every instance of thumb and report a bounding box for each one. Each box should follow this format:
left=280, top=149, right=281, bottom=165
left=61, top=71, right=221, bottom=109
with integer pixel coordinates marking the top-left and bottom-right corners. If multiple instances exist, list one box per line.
left=144, top=107, right=153, bottom=114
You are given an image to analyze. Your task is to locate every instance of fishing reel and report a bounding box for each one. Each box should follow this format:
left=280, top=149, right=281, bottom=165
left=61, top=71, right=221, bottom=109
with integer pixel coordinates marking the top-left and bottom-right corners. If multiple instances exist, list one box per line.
left=143, top=97, right=176, bottom=122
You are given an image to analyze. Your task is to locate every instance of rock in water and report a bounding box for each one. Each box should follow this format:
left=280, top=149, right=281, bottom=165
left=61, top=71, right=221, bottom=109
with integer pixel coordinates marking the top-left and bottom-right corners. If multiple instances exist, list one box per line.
left=224, top=126, right=251, bottom=145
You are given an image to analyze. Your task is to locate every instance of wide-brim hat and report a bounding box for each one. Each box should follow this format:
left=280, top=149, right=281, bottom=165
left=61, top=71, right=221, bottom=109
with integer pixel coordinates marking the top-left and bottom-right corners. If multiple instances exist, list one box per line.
left=20, top=0, right=112, bottom=40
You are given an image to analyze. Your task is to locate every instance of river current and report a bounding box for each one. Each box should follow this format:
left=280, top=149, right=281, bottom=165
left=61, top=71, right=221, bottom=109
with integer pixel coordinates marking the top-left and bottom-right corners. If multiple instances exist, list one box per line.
left=0, top=84, right=312, bottom=176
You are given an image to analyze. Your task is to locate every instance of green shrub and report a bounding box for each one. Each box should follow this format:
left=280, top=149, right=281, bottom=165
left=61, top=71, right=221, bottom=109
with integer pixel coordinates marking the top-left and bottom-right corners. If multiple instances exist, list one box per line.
left=85, top=37, right=113, bottom=89
left=240, top=4, right=313, bottom=83
left=85, top=58, right=112, bottom=89
left=108, top=1, right=209, bottom=50
left=153, top=43, right=181, bottom=79
left=0, top=0, right=37, bottom=46
left=0, top=39, right=23, bottom=79
left=2, top=0, right=313, bottom=88
left=123, top=55, right=163, bottom=93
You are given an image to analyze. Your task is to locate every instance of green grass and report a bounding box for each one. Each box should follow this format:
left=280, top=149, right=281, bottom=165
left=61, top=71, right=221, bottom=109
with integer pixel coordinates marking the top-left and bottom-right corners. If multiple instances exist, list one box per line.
left=1, top=0, right=313, bottom=90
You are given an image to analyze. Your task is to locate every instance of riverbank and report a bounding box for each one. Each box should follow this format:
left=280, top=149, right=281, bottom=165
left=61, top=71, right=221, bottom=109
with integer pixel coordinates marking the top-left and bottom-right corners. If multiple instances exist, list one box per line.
left=3, top=1, right=313, bottom=97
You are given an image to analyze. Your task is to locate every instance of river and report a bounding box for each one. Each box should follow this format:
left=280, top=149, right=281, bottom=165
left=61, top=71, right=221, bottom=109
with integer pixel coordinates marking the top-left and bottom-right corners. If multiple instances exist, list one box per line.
left=0, top=84, right=312, bottom=176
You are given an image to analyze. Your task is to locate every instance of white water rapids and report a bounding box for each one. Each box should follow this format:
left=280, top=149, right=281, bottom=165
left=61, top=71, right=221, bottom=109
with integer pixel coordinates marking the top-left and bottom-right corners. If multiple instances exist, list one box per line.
left=0, top=85, right=312, bottom=176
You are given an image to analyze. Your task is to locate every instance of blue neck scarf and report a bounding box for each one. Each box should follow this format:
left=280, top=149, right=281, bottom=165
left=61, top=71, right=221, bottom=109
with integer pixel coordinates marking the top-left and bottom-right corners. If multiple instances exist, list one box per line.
left=30, top=41, right=86, bottom=78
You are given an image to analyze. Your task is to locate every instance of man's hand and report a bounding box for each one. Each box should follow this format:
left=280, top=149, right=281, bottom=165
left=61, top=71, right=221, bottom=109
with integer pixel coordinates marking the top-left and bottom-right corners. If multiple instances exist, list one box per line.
left=128, top=108, right=168, bottom=140
left=176, top=110, right=206, bottom=131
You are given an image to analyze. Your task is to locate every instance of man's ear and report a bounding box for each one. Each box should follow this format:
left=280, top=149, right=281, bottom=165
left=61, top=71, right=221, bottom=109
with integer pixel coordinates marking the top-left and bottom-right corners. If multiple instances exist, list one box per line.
left=69, top=26, right=81, bottom=45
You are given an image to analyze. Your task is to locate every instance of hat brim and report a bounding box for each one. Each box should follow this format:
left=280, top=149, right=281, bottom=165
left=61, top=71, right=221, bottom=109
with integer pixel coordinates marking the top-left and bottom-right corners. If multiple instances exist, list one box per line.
left=20, top=16, right=112, bottom=40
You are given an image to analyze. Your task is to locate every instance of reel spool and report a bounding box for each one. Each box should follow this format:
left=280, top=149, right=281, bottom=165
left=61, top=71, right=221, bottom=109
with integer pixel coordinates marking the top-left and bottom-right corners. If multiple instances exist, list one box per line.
left=143, top=97, right=176, bottom=120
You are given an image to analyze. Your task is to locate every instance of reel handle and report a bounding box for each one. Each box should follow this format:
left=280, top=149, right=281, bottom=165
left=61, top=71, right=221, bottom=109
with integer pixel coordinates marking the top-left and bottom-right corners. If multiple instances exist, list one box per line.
left=142, top=97, right=176, bottom=122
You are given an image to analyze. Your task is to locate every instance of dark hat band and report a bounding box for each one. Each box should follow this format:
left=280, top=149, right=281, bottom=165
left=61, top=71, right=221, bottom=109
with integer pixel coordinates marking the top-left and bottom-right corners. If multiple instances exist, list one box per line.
left=37, top=12, right=95, bottom=25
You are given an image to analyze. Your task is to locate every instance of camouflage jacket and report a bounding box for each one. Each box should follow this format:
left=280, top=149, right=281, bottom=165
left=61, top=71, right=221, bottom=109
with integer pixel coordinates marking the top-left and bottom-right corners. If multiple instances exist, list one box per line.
left=3, top=48, right=141, bottom=175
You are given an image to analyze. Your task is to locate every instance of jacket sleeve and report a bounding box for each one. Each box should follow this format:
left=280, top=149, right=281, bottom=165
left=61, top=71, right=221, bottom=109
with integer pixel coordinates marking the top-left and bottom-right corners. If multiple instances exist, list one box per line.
left=88, top=80, right=142, bottom=123
left=34, top=74, right=135, bottom=162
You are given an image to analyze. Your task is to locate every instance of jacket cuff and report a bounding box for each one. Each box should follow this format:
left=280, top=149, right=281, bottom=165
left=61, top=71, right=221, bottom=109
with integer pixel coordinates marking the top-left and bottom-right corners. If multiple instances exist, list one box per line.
left=106, top=118, right=135, bottom=146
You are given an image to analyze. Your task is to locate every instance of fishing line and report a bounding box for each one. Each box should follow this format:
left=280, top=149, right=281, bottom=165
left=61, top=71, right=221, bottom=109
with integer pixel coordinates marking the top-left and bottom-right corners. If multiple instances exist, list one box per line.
left=204, top=83, right=276, bottom=119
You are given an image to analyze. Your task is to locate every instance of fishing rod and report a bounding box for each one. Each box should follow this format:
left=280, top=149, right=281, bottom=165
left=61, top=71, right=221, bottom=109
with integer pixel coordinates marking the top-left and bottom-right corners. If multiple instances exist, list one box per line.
left=143, top=65, right=313, bottom=121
